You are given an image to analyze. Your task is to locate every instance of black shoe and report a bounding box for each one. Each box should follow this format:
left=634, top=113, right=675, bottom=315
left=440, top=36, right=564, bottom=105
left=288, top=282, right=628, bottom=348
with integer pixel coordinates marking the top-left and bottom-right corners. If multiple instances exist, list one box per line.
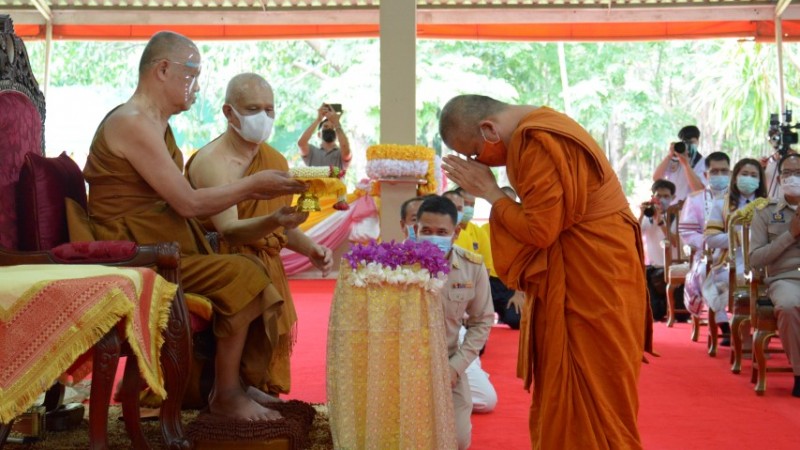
left=793, top=376, right=800, bottom=398
left=720, top=335, right=731, bottom=347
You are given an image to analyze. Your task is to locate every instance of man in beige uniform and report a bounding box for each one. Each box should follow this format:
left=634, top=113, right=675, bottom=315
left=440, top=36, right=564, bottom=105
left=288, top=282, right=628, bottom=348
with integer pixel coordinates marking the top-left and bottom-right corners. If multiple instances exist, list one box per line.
left=414, top=195, right=494, bottom=449
left=750, top=153, right=800, bottom=397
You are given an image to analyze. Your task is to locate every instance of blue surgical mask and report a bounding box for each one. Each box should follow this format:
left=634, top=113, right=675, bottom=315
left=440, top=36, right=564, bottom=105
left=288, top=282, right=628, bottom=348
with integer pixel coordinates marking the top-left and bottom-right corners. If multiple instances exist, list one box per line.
left=417, top=234, right=454, bottom=255
left=736, top=176, right=759, bottom=195
left=406, top=225, right=416, bottom=241
left=708, top=175, right=730, bottom=192
left=456, top=211, right=464, bottom=224
left=689, top=143, right=698, bottom=156
left=462, top=206, right=474, bottom=223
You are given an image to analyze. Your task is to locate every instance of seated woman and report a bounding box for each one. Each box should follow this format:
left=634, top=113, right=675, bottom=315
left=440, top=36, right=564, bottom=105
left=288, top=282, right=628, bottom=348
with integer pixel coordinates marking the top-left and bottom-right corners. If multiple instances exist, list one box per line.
left=704, top=158, right=767, bottom=344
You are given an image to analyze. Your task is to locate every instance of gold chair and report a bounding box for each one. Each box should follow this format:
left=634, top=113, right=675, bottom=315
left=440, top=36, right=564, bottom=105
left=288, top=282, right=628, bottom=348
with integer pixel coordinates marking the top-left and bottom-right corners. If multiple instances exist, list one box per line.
left=728, top=216, right=752, bottom=374
left=663, top=200, right=691, bottom=328
left=750, top=271, right=792, bottom=395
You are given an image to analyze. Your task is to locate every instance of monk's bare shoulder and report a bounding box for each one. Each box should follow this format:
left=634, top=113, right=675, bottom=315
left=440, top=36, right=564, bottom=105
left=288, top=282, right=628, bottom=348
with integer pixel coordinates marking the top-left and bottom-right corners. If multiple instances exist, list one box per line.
left=189, top=137, right=242, bottom=189
left=102, top=104, right=164, bottom=159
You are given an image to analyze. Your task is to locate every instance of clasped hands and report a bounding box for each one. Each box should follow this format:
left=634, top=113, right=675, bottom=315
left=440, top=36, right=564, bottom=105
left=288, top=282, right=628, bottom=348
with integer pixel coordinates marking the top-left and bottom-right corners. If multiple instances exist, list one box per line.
left=441, top=155, right=506, bottom=205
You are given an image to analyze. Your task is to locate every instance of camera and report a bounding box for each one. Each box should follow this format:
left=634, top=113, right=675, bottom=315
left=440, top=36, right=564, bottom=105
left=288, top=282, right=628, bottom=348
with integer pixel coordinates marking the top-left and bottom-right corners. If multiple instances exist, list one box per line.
left=326, top=103, right=343, bottom=114
left=643, top=203, right=657, bottom=218
left=673, top=142, right=687, bottom=154
left=768, top=109, right=798, bottom=156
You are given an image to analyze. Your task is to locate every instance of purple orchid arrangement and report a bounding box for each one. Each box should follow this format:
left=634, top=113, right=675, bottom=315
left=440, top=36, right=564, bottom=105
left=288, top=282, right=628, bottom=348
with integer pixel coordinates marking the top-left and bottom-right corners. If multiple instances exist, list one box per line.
left=344, top=239, right=450, bottom=276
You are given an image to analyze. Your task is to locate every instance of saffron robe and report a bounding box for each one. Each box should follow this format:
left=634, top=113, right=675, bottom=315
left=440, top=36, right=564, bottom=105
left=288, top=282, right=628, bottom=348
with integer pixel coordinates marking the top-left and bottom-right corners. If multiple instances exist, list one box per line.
left=81, top=120, right=284, bottom=392
left=185, top=143, right=297, bottom=395
left=489, top=107, right=652, bottom=450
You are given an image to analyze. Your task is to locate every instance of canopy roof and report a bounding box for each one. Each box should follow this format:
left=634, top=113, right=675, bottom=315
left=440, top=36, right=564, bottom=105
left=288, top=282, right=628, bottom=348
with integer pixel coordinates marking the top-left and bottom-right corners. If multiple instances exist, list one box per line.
left=4, top=0, right=800, bottom=42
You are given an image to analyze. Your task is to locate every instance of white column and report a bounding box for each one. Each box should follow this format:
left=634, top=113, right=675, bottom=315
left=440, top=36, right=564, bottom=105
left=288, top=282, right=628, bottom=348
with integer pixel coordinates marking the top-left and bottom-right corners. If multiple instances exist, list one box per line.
left=378, top=0, right=417, bottom=243
left=379, top=0, right=416, bottom=145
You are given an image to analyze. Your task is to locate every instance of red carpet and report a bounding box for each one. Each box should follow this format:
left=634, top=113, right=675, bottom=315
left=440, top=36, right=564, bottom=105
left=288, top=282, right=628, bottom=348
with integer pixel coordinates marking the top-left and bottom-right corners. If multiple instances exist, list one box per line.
left=284, top=279, right=800, bottom=449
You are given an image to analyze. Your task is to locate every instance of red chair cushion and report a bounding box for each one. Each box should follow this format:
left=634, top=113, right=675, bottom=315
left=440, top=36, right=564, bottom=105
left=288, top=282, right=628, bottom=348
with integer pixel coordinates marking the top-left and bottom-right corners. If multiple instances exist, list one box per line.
left=0, top=90, right=43, bottom=249
left=51, top=241, right=137, bottom=263
left=16, top=152, right=88, bottom=251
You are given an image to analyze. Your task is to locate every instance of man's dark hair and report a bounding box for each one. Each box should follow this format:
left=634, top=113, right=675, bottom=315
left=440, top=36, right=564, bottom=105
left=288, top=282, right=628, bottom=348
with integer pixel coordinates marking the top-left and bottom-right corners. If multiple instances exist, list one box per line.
left=439, top=95, right=508, bottom=147
left=417, top=195, right=458, bottom=226
left=705, top=151, right=730, bottom=169
left=400, top=197, right=423, bottom=221
left=678, top=125, right=700, bottom=141
left=651, top=179, right=676, bottom=196
left=778, top=152, right=800, bottom=172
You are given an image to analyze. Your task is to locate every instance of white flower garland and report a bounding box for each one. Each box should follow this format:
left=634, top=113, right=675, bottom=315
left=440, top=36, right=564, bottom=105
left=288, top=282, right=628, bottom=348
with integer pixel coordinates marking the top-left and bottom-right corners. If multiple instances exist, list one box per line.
left=366, top=159, right=429, bottom=179
left=347, top=261, right=447, bottom=293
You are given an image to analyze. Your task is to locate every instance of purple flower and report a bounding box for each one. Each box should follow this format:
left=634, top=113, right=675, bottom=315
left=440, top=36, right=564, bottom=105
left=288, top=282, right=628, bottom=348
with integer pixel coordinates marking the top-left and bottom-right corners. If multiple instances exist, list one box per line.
left=344, top=239, right=450, bottom=276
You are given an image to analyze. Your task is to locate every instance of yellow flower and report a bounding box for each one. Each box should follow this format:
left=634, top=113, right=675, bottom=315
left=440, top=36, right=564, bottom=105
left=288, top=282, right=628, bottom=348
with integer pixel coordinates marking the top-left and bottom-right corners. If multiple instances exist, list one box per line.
left=366, top=144, right=438, bottom=195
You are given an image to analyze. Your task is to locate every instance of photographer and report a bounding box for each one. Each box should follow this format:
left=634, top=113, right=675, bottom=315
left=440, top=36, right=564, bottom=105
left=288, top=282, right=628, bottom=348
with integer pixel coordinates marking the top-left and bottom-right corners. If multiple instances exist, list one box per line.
left=298, top=103, right=352, bottom=209
left=761, top=127, right=797, bottom=199
left=653, top=125, right=707, bottom=201
left=640, top=180, right=677, bottom=321
left=297, top=102, right=352, bottom=170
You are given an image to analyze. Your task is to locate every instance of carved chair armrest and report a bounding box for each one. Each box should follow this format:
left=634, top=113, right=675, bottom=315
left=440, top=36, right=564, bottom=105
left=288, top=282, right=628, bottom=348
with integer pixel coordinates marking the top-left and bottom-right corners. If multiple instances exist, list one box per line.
left=0, top=242, right=181, bottom=284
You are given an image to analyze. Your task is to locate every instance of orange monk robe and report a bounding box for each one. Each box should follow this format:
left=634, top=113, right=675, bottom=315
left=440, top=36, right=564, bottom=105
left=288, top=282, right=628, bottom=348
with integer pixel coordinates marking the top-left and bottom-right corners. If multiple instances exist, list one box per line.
left=186, top=143, right=297, bottom=395
left=489, top=107, right=653, bottom=450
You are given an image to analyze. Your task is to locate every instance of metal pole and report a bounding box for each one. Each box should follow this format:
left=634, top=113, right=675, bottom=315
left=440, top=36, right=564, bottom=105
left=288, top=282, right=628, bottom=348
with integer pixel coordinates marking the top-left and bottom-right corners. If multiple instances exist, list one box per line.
left=44, top=20, right=52, bottom=98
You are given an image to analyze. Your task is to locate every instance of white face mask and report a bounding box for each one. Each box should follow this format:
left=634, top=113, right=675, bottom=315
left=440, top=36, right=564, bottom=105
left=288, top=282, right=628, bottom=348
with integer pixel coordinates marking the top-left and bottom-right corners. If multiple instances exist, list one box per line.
left=782, top=175, right=800, bottom=197
left=229, top=107, right=273, bottom=143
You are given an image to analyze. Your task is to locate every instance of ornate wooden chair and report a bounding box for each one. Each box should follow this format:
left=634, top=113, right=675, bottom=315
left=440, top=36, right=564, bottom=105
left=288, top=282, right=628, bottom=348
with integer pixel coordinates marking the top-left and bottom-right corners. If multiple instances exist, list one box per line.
left=749, top=270, right=792, bottom=395
left=0, top=15, right=191, bottom=449
left=663, top=200, right=692, bottom=328
left=728, top=217, right=752, bottom=373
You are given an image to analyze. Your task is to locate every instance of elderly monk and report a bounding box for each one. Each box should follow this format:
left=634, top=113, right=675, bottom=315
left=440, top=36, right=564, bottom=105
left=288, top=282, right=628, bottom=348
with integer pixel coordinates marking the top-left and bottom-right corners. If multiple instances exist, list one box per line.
left=440, top=95, right=652, bottom=449
left=186, top=73, right=334, bottom=396
left=80, top=31, right=306, bottom=422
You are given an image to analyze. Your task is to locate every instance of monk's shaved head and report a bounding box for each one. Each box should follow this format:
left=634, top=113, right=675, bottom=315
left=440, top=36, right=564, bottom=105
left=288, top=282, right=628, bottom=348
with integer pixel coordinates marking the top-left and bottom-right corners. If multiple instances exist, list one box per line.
left=138, top=31, right=198, bottom=77
left=225, top=73, right=273, bottom=105
left=439, top=95, right=508, bottom=148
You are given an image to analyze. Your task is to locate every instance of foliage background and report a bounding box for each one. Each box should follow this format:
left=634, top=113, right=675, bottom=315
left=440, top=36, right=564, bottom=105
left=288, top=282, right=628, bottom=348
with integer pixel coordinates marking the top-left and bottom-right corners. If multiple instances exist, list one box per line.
left=23, top=38, right=800, bottom=202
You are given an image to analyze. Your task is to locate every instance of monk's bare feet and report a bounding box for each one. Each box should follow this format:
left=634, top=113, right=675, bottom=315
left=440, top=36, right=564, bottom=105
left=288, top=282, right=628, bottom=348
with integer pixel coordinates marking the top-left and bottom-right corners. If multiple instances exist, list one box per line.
left=208, top=388, right=282, bottom=421
left=246, top=385, right=283, bottom=405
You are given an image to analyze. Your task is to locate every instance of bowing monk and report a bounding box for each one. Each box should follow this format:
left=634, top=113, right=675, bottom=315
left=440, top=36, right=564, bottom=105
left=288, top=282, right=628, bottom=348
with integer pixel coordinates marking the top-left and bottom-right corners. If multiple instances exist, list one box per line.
left=440, top=95, right=651, bottom=449
left=186, top=73, right=334, bottom=396
left=80, top=31, right=307, bottom=421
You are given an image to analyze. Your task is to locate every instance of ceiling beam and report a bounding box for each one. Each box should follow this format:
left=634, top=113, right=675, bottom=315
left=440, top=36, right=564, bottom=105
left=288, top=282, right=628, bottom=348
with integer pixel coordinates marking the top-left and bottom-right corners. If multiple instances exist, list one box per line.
left=27, top=0, right=52, bottom=22
left=777, top=0, right=794, bottom=18
left=7, top=4, right=800, bottom=26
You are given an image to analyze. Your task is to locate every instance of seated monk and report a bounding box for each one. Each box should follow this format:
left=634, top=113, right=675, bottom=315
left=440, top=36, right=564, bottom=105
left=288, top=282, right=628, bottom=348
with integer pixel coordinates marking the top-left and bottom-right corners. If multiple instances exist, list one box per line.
left=78, top=31, right=307, bottom=421
left=185, top=73, right=334, bottom=396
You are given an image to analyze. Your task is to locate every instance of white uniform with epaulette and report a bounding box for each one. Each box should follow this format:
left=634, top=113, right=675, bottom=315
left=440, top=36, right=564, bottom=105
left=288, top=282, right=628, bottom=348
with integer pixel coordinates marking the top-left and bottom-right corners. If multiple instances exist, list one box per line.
left=750, top=198, right=800, bottom=376
left=440, top=246, right=495, bottom=450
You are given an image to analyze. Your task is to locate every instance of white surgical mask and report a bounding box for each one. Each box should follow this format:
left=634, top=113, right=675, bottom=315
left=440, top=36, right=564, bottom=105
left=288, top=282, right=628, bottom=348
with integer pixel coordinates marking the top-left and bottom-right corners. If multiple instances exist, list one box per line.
left=230, top=107, right=273, bottom=143
left=781, top=175, right=800, bottom=197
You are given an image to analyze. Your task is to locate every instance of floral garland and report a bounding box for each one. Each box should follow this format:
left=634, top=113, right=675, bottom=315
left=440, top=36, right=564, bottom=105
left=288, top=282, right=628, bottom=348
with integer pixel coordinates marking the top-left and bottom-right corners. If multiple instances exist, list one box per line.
left=343, top=240, right=450, bottom=292
left=365, top=144, right=438, bottom=196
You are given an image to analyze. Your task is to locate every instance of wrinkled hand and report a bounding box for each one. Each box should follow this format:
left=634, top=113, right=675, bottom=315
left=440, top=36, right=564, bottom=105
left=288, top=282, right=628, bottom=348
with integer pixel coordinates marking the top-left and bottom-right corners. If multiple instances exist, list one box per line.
left=507, top=291, right=525, bottom=315
left=251, top=170, right=306, bottom=200
left=308, top=244, right=334, bottom=277
left=449, top=366, right=459, bottom=389
left=272, top=206, right=309, bottom=230
left=442, top=155, right=504, bottom=204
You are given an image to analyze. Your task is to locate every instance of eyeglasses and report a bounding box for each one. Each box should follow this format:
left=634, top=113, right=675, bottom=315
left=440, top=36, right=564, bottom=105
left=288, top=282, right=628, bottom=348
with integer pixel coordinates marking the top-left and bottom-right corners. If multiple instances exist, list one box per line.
left=152, top=58, right=201, bottom=88
left=780, top=169, right=800, bottom=177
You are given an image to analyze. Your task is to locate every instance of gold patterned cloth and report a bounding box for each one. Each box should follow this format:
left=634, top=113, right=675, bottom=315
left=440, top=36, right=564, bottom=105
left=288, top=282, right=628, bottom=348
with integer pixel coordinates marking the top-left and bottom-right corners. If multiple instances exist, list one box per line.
left=326, top=262, right=456, bottom=449
left=0, top=264, right=177, bottom=423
